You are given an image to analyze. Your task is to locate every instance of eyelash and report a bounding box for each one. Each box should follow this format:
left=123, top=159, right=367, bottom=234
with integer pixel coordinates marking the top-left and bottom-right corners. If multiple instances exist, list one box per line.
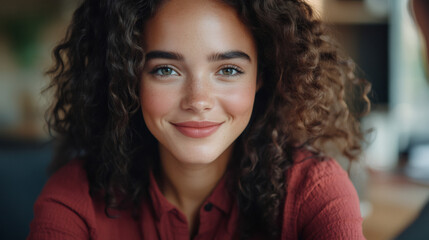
left=148, top=64, right=245, bottom=77
left=217, top=65, right=244, bottom=76
left=149, top=65, right=179, bottom=77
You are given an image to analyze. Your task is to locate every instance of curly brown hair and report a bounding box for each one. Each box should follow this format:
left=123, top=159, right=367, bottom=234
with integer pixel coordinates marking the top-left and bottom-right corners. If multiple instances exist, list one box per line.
left=45, top=0, right=370, bottom=239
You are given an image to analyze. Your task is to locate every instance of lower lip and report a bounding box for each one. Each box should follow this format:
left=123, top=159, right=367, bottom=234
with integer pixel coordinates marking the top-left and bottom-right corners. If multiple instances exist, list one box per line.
left=173, top=124, right=222, bottom=138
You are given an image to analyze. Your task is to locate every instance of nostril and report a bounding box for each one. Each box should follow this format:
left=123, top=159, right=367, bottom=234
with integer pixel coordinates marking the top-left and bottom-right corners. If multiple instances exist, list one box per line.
left=183, top=99, right=213, bottom=112
left=181, top=80, right=215, bottom=112
left=181, top=93, right=214, bottom=112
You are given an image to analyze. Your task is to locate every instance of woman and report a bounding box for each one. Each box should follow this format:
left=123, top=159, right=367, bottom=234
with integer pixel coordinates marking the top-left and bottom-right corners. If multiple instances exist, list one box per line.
left=28, top=0, right=370, bottom=239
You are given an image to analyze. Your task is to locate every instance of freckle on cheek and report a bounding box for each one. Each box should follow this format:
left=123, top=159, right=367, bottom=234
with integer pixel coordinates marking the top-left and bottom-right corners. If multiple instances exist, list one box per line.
left=141, top=90, right=175, bottom=116
left=224, top=90, right=255, bottom=115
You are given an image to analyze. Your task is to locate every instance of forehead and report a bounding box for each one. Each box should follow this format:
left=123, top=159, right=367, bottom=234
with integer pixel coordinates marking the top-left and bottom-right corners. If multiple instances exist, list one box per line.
left=143, top=0, right=256, bottom=56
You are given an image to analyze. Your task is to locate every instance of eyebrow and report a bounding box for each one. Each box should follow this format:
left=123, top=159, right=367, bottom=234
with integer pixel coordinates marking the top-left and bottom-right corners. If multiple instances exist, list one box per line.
left=208, top=51, right=251, bottom=62
left=144, top=50, right=251, bottom=62
left=145, top=51, right=184, bottom=61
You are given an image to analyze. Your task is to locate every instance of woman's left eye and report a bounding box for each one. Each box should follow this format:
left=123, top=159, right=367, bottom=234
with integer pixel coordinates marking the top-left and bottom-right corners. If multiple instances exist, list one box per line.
left=217, top=67, right=243, bottom=76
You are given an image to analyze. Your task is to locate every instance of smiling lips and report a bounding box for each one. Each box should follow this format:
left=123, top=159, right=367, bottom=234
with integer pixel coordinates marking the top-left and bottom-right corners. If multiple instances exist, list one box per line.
left=172, top=121, right=223, bottom=138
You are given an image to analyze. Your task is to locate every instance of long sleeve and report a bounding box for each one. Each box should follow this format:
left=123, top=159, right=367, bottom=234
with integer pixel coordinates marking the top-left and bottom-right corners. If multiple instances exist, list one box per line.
left=27, top=198, right=90, bottom=239
left=298, top=164, right=364, bottom=239
left=282, top=153, right=365, bottom=240
left=27, top=159, right=143, bottom=240
left=27, top=160, right=93, bottom=240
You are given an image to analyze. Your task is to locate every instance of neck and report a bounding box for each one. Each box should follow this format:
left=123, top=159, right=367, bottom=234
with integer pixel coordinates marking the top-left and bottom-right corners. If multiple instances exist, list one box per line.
left=157, top=144, right=233, bottom=233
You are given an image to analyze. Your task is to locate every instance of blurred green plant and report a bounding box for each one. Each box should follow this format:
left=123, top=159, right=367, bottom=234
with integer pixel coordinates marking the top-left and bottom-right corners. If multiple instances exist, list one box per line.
left=0, top=0, right=61, bottom=68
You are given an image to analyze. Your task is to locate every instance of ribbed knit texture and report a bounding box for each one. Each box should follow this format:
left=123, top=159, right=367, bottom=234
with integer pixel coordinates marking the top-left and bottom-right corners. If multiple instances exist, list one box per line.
left=28, top=151, right=365, bottom=239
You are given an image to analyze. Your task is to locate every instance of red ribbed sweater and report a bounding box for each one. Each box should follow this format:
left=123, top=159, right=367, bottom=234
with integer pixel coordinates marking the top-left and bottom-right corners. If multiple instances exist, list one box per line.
left=28, top=152, right=365, bottom=239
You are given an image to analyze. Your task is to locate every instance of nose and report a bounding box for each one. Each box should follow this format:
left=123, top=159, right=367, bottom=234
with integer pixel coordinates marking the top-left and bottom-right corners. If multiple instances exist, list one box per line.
left=180, top=76, right=214, bottom=113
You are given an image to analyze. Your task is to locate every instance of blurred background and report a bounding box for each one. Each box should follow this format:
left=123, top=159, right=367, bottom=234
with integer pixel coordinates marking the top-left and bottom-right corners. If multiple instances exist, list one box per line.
left=0, top=0, right=428, bottom=239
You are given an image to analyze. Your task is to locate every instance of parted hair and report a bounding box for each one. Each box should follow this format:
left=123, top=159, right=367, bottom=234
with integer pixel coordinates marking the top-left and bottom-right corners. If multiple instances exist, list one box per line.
left=46, top=0, right=371, bottom=238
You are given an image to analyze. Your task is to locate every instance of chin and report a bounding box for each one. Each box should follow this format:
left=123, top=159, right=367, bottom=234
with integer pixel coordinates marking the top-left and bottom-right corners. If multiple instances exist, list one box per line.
left=175, top=149, right=223, bottom=165
left=158, top=137, right=235, bottom=166
left=163, top=141, right=232, bottom=166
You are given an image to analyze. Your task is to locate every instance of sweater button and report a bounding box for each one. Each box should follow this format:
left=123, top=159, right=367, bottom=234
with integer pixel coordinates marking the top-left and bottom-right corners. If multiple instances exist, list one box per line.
left=204, top=202, right=213, bottom=211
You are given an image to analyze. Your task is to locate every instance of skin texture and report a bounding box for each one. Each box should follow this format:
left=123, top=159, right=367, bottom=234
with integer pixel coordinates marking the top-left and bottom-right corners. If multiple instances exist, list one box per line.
left=139, top=0, right=258, bottom=234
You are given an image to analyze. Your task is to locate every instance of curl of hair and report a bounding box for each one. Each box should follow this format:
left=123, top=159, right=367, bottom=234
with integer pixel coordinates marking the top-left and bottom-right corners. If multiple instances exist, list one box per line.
left=45, top=0, right=370, bottom=239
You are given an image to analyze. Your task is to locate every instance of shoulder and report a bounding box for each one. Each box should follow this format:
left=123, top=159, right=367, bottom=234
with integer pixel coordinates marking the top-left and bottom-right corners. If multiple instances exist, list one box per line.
left=287, top=150, right=350, bottom=192
left=28, top=159, right=96, bottom=239
left=282, top=150, right=365, bottom=240
left=38, top=158, right=92, bottom=209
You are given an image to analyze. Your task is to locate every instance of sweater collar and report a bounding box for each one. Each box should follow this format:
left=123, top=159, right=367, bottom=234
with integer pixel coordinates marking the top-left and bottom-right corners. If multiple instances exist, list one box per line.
left=148, top=171, right=233, bottom=221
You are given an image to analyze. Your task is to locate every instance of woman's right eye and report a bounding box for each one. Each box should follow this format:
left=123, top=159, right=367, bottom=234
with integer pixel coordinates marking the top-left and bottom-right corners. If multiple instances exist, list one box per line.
left=150, top=66, right=179, bottom=76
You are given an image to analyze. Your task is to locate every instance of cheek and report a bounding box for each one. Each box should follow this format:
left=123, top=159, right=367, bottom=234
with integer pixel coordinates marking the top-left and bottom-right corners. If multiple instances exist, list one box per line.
left=140, top=83, right=178, bottom=120
left=221, top=84, right=256, bottom=120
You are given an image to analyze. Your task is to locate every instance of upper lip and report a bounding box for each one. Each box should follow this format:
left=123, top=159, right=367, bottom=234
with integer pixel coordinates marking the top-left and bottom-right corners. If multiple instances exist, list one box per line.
left=172, top=121, right=223, bottom=128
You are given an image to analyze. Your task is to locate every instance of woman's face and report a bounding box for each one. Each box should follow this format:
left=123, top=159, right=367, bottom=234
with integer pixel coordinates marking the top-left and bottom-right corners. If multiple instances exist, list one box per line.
left=140, top=0, right=258, bottom=165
